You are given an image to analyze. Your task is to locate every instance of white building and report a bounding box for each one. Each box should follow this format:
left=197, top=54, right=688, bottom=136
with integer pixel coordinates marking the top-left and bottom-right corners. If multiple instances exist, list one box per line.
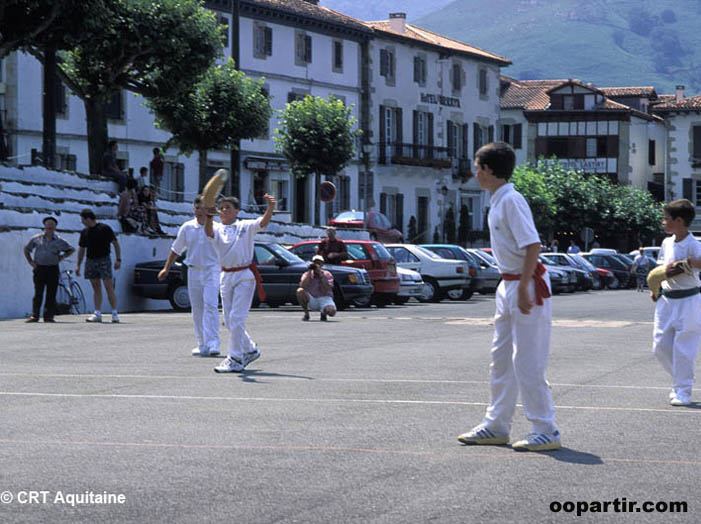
left=364, top=13, right=510, bottom=242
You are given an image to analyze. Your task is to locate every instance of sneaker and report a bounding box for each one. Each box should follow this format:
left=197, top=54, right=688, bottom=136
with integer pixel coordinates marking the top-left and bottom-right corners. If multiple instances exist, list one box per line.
left=320, top=312, right=328, bottom=321
left=670, top=395, right=691, bottom=406
left=111, top=313, right=120, bottom=323
left=86, top=314, right=102, bottom=323
left=457, top=425, right=509, bottom=446
left=191, top=347, right=221, bottom=357
left=25, top=316, right=39, bottom=323
left=214, top=356, right=244, bottom=373
left=243, top=348, right=261, bottom=367
left=44, top=318, right=56, bottom=323
left=669, top=390, right=676, bottom=400
left=302, top=312, right=310, bottom=321
left=511, top=430, right=562, bottom=452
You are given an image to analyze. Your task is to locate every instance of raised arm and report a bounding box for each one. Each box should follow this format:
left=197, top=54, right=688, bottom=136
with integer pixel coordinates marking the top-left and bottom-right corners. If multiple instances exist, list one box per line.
left=260, top=193, right=276, bottom=229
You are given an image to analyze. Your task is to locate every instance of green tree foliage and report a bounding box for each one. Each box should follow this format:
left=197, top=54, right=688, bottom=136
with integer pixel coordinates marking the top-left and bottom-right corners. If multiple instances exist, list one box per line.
left=511, top=163, right=556, bottom=236
left=275, top=95, right=360, bottom=224
left=55, top=0, right=222, bottom=174
left=149, top=59, right=271, bottom=186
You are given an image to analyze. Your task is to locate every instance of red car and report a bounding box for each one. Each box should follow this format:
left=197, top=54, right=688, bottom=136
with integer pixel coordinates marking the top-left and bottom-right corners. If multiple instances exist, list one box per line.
left=289, top=239, right=400, bottom=306
left=328, top=210, right=403, bottom=243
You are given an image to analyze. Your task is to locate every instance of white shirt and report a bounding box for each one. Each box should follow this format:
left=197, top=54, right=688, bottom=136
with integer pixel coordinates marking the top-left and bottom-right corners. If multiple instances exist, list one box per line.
left=658, top=234, right=701, bottom=290
left=488, top=183, right=541, bottom=274
left=209, top=217, right=264, bottom=268
left=171, top=218, right=219, bottom=269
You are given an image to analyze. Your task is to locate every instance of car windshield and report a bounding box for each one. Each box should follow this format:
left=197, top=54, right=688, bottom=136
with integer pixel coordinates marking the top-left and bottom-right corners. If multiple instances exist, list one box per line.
left=334, top=211, right=363, bottom=222
left=474, top=250, right=496, bottom=264
left=539, top=256, right=556, bottom=265
left=346, top=243, right=370, bottom=260
left=266, top=243, right=304, bottom=264
left=570, top=255, right=596, bottom=271
left=371, top=242, right=393, bottom=259
left=415, top=246, right=440, bottom=258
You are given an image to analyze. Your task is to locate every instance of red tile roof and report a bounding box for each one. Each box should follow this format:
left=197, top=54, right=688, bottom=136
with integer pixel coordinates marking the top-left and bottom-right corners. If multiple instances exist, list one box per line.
left=652, top=96, right=701, bottom=112
left=601, top=86, right=657, bottom=98
left=366, top=20, right=510, bottom=65
left=242, top=0, right=370, bottom=33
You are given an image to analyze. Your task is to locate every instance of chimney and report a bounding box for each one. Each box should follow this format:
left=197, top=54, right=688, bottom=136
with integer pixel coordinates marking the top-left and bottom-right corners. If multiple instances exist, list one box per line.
left=303, top=0, right=320, bottom=4
left=676, top=85, right=685, bottom=102
left=389, top=12, right=406, bottom=34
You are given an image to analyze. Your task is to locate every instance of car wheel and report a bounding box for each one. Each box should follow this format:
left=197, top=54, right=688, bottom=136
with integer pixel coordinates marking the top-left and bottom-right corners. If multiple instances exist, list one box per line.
left=446, top=288, right=472, bottom=301
left=168, top=284, right=191, bottom=311
left=418, top=278, right=440, bottom=303
left=393, top=296, right=410, bottom=305
left=607, top=276, right=620, bottom=290
left=351, top=294, right=372, bottom=308
left=333, top=284, right=347, bottom=311
left=591, top=276, right=602, bottom=290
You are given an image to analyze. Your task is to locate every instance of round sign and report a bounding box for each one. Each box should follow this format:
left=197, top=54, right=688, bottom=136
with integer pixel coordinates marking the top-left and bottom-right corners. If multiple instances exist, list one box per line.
left=319, top=181, right=337, bottom=202
left=580, top=227, right=594, bottom=243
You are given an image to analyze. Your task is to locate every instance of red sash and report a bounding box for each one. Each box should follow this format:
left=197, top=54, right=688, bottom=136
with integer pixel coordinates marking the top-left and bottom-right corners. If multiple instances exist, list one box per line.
left=222, top=263, right=266, bottom=302
left=501, top=262, right=551, bottom=305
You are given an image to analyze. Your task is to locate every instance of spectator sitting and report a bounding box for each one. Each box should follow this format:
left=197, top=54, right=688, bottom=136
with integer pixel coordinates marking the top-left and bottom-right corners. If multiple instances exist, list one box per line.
left=101, top=140, right=128, bottom=192
left=138, top=185, right=165, bottom=235
left=118, top=178, right=148, bottom=233
left=316, top=226, right=348, bottom=264
left=137, top=166, right=149, bottom=188
left=297, top=255, right=336, bottom=322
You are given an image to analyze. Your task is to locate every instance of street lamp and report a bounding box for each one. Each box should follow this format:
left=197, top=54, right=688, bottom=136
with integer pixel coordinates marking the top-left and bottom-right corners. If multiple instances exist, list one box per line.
left=362, top=144, right=373, bottom=233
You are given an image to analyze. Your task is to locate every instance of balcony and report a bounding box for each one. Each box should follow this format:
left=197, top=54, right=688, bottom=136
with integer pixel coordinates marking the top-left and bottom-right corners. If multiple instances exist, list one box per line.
left=378, top=142, right=451, bottom=169
left=452, top=157, right=473, bottom=182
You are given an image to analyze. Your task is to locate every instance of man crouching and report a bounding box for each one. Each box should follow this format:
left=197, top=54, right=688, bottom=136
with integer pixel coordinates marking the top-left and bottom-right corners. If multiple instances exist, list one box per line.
left=297, top=255, right=336, bottom=321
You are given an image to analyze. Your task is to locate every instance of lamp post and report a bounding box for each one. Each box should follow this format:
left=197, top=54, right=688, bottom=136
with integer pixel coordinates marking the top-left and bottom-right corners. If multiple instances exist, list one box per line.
left=362, top=143, right=372, bottom=233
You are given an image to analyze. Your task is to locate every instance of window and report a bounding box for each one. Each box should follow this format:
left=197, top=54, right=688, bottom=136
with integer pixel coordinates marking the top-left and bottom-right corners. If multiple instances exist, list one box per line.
left=218, top=15, right=229, bottom=48
left=413, top=55, right=426, bottom=85
left=287, top=91, right=308, bottom=103
left=295, top=33, right=312, bottom=64
left=55, top=80, right=67, bottom=117
left=694, top=126, right=701, bottom=159
left=333, top=40, right=343, bottom=72
left=56, top=152, right=76, bottom=171
left=379, top=105, right=403, bottom=162
left=161, top=162, right=185, bottom=202
left=380, top=48, right=395, bottom=81
left=253, top=24, right=272, bottom=58
left=105, top=90, right=124, bottom=120
left=648, top=139, right=656, bottom=165
left=258, top=86, right=270, bottom=138
left=270, top=178, right=288, bottom=211
left=479, top=69, right=488, bottom=96
left=254, top=245, right=276, bottom=265
left=452, top=63, right=462, bottom=91
left=500, top=123, right=522, bottom=149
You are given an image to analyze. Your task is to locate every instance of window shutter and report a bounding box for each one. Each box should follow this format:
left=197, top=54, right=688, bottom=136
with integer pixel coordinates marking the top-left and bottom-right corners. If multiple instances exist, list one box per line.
left=388, top=51, right=394, bottom=78
left=694, top=126, right=701, bottom=158
left=427, top=113, right=434, bottom=157
left=413, top=56, right=420, bottom=83
left=380, top=193, right=387, bottom=214
left=379, top=105, right=386, bottom=163
left=473, top=123, right=480, bottom=155
left=380, top=49, right=388, bottom=76
left=648, top=140, right=655, bottom=165
left=452, top=64, right=461, bottom=91
left=606, top=135, right=619, bottom=157
left=395, top=107, right=403, bottom=157
left=488, top=125, right=494, bottom=143
left=265, top=27, right=272, bottom=56
left=514, top=123, right=522, bottom=149
left=447, top=121, right=455, bottom=157
left=413, top=110, right=419, bottom=157
left=305, top=35, right=312, bottom=62
left=396, top=193, right=404, bottom=234
left=683, top=178, right=693, bottom=201
left=176, top=164, right=185, bottom=203
left=462, top=124, right=469, bottom=159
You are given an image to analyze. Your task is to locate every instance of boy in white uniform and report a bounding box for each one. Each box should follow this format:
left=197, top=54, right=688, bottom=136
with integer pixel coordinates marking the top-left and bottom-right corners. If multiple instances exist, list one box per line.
left=159, top=196, right=220, bottom=357
left=653, top=199, right=701, bottom=406
left=458, top=142, right=561, bottom=451
left=206, top=194, right=275, bottom=373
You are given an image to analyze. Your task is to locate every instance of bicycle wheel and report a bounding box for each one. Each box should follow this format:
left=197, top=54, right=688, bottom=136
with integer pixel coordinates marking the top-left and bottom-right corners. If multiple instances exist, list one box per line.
left=69, top=281, right=87, bottom=314
left=55, top=283, right=71, bottom=315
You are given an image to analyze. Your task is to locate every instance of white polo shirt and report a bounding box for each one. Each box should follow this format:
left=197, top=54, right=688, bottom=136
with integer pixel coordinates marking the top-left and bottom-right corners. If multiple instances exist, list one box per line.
left=171, top=218, right=219, bottom=269
left=658, top=234, right=701, bottom=291
left=488, top=183, right=541, bottom=275
left=209, top=217, right=264, bottom=268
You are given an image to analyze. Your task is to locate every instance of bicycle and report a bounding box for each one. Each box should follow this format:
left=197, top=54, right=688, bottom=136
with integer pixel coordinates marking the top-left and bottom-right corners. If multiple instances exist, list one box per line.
left=55, top=264, right=87, bottom=315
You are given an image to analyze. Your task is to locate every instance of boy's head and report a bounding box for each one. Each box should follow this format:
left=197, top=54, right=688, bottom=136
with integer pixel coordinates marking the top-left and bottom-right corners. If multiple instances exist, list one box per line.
left=663, top=199, right=695, bottom=228
left=153, top=147, right=161, bottom=156
left=475, top=142, right=516, bottom=181
left=139, top=166, right=147, bottom=175
left=217, top=196, right=241, bottom=225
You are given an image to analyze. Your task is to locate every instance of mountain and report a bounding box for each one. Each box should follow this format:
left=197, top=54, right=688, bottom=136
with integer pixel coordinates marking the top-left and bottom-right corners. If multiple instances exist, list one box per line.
left=318, top=0, right=454, bottom=22
left=413, top=0, right=701, bottom=95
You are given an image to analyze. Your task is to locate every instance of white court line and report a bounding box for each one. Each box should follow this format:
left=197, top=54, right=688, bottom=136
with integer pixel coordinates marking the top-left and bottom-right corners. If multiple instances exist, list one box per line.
left=0, top=373, right=675, bottom=391
left=0, top=391, right=697, bottom=415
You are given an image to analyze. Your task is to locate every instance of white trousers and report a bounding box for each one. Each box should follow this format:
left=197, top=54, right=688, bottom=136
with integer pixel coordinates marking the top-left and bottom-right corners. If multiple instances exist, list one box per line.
left=188, top=266, right=220, bottom=353
left=482, top=277, right=558, bottom=435
left=653, top=294, right=701, bottom=399
left=220, top=269, right=257, bottom=361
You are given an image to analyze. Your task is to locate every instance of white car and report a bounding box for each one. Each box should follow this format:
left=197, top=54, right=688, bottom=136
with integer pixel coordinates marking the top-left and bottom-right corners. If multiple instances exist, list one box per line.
left=629, top=247, right=660, bottom=263
left=385, top=244, right=470, bottom=302
left=394, top=267, right=425, bottom=304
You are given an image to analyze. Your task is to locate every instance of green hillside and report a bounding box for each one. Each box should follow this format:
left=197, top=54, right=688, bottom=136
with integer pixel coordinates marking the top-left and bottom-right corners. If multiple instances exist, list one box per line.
left=416, top=0, right=701, bottom=95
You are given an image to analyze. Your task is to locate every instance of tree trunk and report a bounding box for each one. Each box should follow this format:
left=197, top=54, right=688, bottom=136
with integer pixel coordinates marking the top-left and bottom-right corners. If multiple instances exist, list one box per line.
left=0, top=111, right=8, bottom=161
left=42, top=46, right=57, bottom=170
left=314, top=172, right=321, bottom=225
left=84, top=97, right=108, bottom=176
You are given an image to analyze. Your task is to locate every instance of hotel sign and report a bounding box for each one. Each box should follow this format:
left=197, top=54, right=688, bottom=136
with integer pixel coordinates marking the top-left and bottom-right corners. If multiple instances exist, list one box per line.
left=244, top=157, right=289, bottom=171
left=420, top=93, right=461, bottom=108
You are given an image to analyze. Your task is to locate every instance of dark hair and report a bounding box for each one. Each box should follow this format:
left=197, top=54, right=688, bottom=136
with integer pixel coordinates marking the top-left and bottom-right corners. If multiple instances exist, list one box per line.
left=663, top=199, right=695, bottom=226
left=42, top=216, right=58, bottom=225
left=80, top=208, right=96, bottom=220
left=218, top=196, right=240, bottom=210
left=153, top=147, right=161, bottom=155
left=475, top=142, right=516, bottom=180
left=139, top=166, right=148, bottom=174
left=126, top=177, right=138, bottom=190
left=194, top=195, right=203, bottom=205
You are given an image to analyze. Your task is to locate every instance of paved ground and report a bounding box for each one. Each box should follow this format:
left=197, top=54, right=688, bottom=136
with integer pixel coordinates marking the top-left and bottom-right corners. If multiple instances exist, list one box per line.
left=1, top=289, right=699, bottom=523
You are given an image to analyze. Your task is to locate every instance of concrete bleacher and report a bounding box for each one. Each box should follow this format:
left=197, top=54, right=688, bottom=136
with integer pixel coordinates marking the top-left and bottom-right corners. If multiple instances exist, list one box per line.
left=0, top=163, right=366, bottom=319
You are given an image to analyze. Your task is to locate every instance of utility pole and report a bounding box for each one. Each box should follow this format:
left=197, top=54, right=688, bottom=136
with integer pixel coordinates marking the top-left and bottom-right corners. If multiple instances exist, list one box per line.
left=230, top=0, right=241, bottom=199
left=42, top=46, right=57, bottom=169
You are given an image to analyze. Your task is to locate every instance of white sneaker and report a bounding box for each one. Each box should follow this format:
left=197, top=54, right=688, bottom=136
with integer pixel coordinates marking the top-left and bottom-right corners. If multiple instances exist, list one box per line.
left=111, top=312, right=120, bottom=323
left=243, top=348, right=261, bottom=367
left=192, top=347, right=208, bottom=357
left=86, top=314, right=102, bottom=323
left=457, top=424, right=509, bottom=445
left=512, top=430, right=562, bottom=452
left=214, top=356, right=244, bottom=373
left=670, top=395, right=691, bottom=406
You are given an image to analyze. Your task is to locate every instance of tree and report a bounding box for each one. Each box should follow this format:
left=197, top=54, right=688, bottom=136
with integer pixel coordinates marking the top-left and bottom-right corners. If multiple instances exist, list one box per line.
left=53, top=0, right=222, bottom=175
left=149, top=59, right=272, bottom=192
left=458, top=204, right=471, bottom=246
left=275, top=95, right=360, bottom=224
left=511, top=163, right=556, bottom=237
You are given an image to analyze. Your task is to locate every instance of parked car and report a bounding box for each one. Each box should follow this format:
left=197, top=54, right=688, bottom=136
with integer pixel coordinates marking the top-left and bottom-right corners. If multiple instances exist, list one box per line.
left=384, top=243, right=471, bottom=302
left=589, top=248, right=619, bottom=255
left=581, top=253, right=632, bottom=289
left=541, top=253, right=595, bottom=290
left=289, top=239, right=400, bottom=306
left=629, top=247, right=660, bottom=263
left=394, top=267, right=425, bottom=304
left=420, top=244, right=481, bottom=299
left=539, top=255, right=580, bottom=292
left=132, top=242, right=373, bottom=311
left=465, top=249, right=501, bottom=293
left=328, top=210, right=403, bottom=243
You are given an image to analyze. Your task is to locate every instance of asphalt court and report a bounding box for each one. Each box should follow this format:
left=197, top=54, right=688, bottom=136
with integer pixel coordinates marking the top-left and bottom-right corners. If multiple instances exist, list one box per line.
left=1, top=290, right=699, bottom=523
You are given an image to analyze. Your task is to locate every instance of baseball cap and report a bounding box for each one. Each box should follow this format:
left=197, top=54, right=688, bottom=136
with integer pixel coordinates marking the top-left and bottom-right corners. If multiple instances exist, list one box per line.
left=312, top=255, right=325, bottom=264
left=42, top=216, right=58, bottom=225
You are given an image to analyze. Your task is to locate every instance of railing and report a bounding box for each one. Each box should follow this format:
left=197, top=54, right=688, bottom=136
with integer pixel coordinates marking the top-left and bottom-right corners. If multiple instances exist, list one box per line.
left=452, top=157, right=473, bottom=181
left=378, top=142, right=451, bottom=168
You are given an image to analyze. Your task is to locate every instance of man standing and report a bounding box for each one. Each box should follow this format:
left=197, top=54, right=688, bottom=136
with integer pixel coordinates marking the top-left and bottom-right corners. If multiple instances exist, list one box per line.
left=159, top=196, right=221, bottom=357
left=316, top=226, right=348, bottom=264
left=101, top=140, right=127, bottom=192
left=150, top=147, right=164, bottom=194
left=297, top=255, right=337, bottom=322
left=567, top=240, right=581, bottom=254
left=76, top=208, right=121, bottom=323
left=24, top=217, right=75, bottom=323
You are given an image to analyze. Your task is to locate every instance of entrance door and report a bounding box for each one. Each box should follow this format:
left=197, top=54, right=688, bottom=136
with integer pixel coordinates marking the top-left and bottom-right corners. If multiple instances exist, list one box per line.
left=253, top=171, right=268, bottom=211
left=417, top=196, right=429, bottom=243
left=294, top=176, right=308, bottom=223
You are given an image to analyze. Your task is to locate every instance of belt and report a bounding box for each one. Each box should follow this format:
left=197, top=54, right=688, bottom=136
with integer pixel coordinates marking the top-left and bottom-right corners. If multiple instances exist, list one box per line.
left=501, top=262, right=551, bottom=305
left=222, top=263, right=266, bottom=302
left=659, top=288, right=700, bottom=299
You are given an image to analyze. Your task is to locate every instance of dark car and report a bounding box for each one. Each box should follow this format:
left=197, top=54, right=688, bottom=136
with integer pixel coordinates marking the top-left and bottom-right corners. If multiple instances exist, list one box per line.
left=581, top=253, right=632, bottom=289
left=132, top=242, right=373, bottom=311
left=539, top=256, right=578, bottom=293
left=419, top=244, right=480, bottom=300
left=540, top=253, right=594, bottom=290
left=328, top=210, right=403, bottom=243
